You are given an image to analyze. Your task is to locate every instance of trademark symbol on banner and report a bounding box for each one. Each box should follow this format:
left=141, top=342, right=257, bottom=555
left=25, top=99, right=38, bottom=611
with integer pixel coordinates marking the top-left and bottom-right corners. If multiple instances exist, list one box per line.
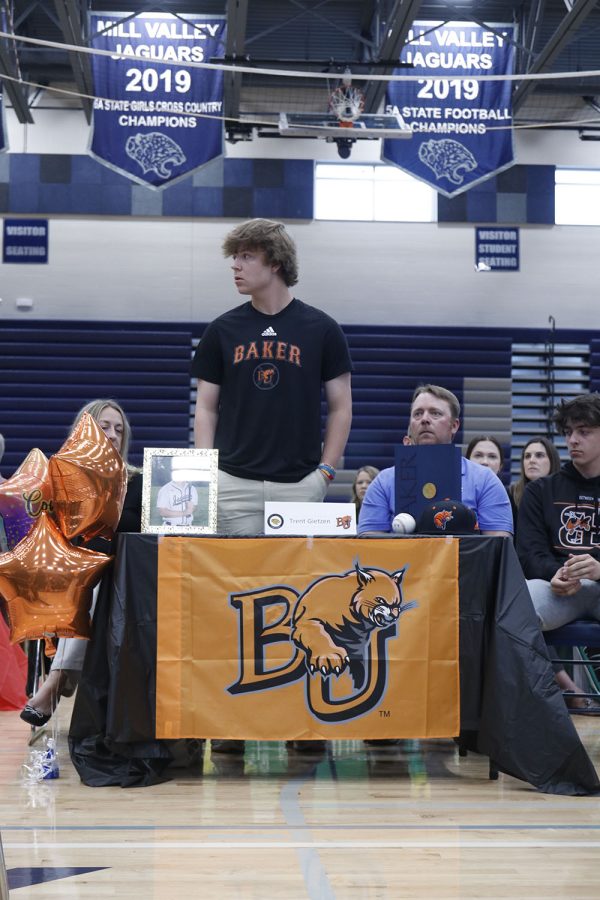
left=379, top=709, right=391, bottom=718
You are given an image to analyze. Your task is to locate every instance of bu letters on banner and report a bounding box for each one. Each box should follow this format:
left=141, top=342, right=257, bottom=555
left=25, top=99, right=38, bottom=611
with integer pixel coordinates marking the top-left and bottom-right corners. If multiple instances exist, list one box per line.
left=156, top=537, right=459, bottom=741
left=89, top=13, right=226, bottom=188
left=383, top=21, right=515, bottom=197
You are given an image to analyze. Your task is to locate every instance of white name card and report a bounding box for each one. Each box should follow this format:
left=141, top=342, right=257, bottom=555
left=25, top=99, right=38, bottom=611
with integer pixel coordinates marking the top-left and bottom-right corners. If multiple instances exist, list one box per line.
left=264, top=502, right=357, bottom=536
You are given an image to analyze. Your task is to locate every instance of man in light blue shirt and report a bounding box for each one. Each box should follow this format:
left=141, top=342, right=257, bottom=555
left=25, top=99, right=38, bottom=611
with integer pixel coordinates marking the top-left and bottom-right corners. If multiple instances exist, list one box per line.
left=358, top=384, right=513, bottom=536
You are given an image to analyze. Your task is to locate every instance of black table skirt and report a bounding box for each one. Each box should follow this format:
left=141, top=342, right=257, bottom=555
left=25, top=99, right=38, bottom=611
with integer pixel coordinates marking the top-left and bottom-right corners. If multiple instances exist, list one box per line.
left=69, top=534, right=600, bottom=794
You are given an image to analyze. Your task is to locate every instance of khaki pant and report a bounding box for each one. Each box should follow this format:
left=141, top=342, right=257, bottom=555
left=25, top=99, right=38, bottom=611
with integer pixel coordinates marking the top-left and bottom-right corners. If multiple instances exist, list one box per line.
left=50, top=583, right=100, bottom=675
left=217, top=468, right=328, bottom=536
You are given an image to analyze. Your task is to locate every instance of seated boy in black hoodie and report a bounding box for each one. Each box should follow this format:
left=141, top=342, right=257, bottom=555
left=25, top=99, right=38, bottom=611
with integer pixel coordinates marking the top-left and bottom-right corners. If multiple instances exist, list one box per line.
left=517, top=393, right=600, bottom=710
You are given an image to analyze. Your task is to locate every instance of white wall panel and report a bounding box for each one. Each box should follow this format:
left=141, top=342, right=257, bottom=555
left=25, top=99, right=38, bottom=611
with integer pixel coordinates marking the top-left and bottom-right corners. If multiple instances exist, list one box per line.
left=1, top=103, right=599, bottom=328
left=0, top=217, right=597, bottom=328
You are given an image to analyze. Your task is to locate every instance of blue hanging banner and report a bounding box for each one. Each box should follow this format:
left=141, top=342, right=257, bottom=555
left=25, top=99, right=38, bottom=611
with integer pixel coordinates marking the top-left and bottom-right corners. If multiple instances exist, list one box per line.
left=382, top=21, right=515, bottom=197
left=89, top=12, right=226, bottom=189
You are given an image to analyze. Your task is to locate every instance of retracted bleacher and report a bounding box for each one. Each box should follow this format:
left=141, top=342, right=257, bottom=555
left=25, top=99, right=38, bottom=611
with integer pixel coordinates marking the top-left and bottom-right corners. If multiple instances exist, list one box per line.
left=0, top=321, right=193, bottom=472
left=331, top=326, right=512, bottom=479
left=2, top=321, right=513, bottom=490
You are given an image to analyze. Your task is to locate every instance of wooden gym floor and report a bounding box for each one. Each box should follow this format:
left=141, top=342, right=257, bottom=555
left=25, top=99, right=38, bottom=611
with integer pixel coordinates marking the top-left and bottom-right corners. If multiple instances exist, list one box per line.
left=2, top=698, right=600, bottom=899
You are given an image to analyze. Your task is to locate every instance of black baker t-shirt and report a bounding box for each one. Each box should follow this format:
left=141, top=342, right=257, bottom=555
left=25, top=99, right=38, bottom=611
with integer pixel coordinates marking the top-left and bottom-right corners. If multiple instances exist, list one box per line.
left=191, top=298, right=352, bottom=482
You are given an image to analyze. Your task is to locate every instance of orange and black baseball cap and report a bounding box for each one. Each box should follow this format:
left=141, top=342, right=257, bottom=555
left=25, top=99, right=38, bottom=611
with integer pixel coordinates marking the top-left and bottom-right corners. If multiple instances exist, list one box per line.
left=416, top=500, right=479, bottom=535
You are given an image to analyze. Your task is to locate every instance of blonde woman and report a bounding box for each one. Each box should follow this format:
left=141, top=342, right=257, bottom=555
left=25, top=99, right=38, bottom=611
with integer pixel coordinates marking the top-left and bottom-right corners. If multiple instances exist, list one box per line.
left=21, top=400, right=142, bottom=727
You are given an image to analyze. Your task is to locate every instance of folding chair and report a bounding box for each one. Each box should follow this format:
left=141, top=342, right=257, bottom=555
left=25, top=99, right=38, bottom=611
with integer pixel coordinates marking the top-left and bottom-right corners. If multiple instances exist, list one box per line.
left=544, top=620, right=600, bottom=710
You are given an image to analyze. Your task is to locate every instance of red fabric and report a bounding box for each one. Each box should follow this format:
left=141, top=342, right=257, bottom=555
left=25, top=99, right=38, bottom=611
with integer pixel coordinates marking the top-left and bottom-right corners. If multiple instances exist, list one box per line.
left=0, top=615, right=28, bottom=710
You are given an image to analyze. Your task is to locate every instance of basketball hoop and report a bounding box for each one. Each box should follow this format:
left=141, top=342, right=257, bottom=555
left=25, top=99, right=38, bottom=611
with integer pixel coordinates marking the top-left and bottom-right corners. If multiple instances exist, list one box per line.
left=328, top=68, right=365, bottom=127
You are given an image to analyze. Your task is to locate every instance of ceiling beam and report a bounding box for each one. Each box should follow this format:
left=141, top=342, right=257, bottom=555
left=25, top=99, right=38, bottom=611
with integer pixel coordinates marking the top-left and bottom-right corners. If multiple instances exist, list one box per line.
left=362, top=0, right=423, bottom=114
left=224, top=0, right=249, bottom=127
left=356, top=0, right=378, bottom=64
left=519, top=0, right=546, bottom=74
left=14, top=0, right=44, bottom=31
left=513, top=0, right=598, bottom=112
left=0, top=48, right=34, bottom=122
left=0, top=0, right=34, bottom=123
left=53, top=0, right=93, bottom=122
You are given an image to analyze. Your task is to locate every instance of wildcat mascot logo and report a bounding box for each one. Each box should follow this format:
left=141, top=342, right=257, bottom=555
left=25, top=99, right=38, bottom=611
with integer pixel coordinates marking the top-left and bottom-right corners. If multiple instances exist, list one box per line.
left=228, top=560, right=418, bottom=723
left=560, top=507, right=593, bottom=546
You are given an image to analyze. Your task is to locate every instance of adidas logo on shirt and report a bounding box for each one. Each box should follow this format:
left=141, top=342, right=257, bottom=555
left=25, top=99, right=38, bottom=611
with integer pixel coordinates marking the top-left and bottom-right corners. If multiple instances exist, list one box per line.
left=261, top=326, right=277, bottom=337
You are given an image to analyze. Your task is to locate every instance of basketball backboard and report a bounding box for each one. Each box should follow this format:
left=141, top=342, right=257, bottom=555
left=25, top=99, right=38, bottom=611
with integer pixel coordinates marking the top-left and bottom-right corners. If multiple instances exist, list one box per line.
left=278, top=112, right=412, bottom=139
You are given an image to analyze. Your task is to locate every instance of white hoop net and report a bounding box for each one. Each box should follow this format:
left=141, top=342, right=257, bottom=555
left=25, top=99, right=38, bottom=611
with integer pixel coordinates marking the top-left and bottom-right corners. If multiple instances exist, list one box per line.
left=328, top=85, right=365, bottom=124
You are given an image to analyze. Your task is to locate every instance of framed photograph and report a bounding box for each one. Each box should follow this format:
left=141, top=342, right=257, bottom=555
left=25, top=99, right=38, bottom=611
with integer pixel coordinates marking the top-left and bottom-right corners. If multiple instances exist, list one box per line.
left=141, top=448, right=218, bottom=535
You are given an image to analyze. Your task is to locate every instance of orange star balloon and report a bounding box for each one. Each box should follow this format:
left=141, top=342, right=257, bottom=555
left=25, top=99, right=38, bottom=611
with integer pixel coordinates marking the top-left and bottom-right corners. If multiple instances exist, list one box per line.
left=0, top=512, right=112, bottom=645
left=0, top=448, right=53, bottom=549
left=49, top=412, right=127, bottom=542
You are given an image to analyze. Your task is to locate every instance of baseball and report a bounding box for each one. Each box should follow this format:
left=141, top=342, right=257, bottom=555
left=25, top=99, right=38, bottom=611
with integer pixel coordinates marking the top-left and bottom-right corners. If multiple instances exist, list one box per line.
left=392, top=513, right=416, bottom=534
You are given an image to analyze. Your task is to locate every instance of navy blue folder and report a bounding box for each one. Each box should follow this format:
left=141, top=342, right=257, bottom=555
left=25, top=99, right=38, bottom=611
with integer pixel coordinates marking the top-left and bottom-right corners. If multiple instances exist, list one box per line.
left=394, top=444, right=462, bottom=519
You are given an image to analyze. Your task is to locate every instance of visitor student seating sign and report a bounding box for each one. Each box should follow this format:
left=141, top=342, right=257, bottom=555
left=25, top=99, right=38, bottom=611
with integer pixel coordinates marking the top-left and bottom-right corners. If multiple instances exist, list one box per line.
left=89, top=12, right=226, bottom=188
left=383, top=21, right=515, bottom=197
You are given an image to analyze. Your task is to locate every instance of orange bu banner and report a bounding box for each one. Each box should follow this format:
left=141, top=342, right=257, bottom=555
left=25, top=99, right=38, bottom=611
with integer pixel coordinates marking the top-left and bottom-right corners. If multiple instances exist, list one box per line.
left=156, top=537, right=459, bottom=740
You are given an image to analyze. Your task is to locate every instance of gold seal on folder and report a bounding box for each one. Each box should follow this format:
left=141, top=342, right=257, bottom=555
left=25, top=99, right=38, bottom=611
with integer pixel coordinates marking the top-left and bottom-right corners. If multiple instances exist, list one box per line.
left=422, top=482, right=436, bottom=499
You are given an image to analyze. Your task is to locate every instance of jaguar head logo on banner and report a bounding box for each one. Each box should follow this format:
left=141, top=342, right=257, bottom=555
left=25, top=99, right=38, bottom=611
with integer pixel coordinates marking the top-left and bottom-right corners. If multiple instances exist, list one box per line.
left=228, top=559, right=418, bottom=723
